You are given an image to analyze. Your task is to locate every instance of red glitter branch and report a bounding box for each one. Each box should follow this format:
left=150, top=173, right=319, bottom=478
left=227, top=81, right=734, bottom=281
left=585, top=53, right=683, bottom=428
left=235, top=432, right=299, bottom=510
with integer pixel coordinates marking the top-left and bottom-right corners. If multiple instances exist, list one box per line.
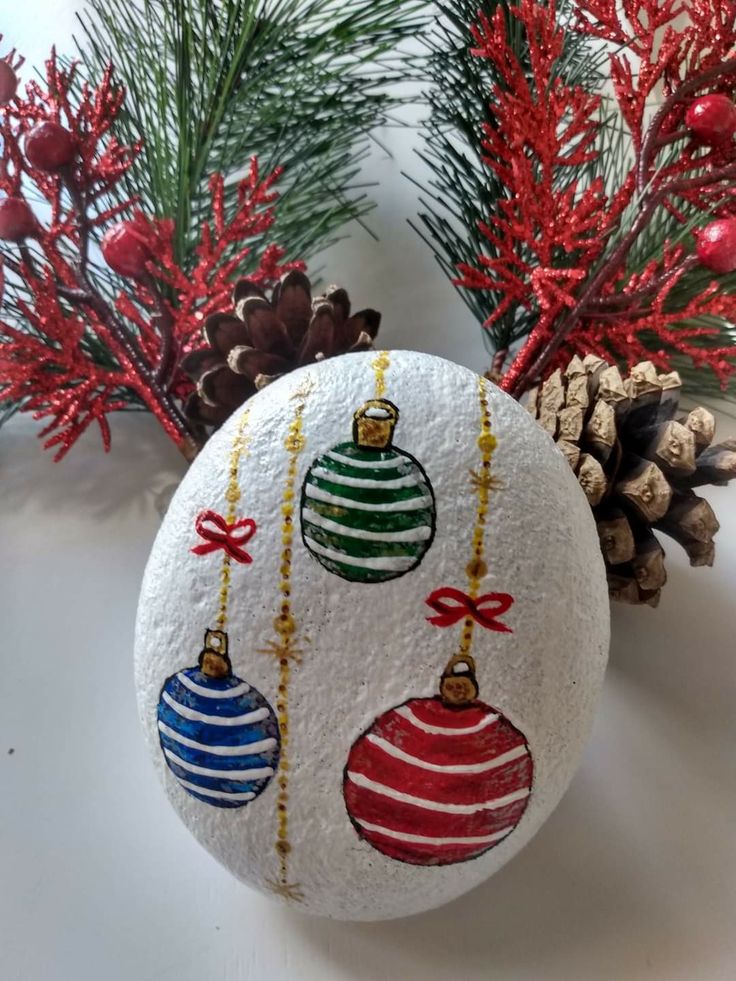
left=0, top=44, right=295, bottom=460
left=454, top=0, right=736, bottom=399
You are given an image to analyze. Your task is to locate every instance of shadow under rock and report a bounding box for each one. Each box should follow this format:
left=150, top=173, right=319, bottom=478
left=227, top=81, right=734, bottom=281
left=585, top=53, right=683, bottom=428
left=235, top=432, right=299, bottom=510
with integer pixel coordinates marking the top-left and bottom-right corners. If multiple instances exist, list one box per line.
left=608, top=536, right=736, bottom=730
left=281, top=763, right=693, bottom=981
left=0, top=412, right=187, bottom=520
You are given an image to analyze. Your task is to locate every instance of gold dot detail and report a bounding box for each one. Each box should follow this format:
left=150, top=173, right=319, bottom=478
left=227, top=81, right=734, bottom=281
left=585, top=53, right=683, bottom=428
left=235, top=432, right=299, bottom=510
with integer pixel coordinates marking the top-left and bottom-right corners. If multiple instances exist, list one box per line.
left=215, top=411, right=250, bottom=626
left=477, top=432, right=497, bottom=454
left=458, top=380, right=499, bottom=659
left=271, top=395, right=310, bottom=892
left=372, top=351, right=391, bottom=398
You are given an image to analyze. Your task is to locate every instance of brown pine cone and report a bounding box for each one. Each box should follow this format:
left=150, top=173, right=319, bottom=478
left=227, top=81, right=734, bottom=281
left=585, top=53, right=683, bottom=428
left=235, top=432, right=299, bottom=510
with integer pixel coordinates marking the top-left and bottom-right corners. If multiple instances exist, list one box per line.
left=182, top=270, right=380, bottom=428
left=527, top=356, right=736, bottom=606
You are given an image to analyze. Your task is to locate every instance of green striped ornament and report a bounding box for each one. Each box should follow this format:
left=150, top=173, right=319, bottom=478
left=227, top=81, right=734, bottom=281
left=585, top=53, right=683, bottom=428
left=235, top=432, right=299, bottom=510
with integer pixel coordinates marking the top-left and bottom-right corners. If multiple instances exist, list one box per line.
left=301, top=440, right=436, bottom=583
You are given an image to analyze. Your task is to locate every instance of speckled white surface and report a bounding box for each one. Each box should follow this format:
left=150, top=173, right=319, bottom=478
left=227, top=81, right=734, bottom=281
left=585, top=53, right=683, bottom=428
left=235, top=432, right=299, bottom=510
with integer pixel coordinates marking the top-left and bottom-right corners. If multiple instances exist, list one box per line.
left=134, top=351, right=610, bottom=919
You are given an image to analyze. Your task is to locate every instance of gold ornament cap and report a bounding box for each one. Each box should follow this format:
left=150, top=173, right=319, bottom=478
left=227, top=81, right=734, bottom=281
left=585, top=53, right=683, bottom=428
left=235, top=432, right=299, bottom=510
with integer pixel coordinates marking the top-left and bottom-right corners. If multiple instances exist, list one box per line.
left=440, top=653, right=479, bottom=706
left=198, top=628, right=232, bottom=678
left=353, top=399, right=399, bottom=450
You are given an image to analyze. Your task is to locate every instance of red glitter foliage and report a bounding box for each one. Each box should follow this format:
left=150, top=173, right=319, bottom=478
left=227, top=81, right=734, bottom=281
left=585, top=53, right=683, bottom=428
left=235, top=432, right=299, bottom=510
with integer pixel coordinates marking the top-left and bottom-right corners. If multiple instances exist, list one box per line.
left=0, top=45, right=296, bottom=460
left=455, top=0, right=736, bottom=398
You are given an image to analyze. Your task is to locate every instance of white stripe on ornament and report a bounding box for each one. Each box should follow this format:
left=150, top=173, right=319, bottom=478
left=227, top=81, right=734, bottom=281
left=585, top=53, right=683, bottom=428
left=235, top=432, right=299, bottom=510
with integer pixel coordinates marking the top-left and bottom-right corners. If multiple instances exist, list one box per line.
left=177, top=779, right=256, bottom=802
left=311, top=466, right=424, bottom=491
left=161, top=691, right=270, bottom=727
left=164, top=748, right=274, bottom=781
left=326, top=450, right=404, bottom=470
left=158, top=722, right=277, bottom=757
left=355, top=818, right=514, bottom=847
left=304, top=483, right=433, bottom=512
left=176, top=673, right=251, bottom=699
left=347, top=771, right=530, bottom=814
left=394, top=704, right=499, bottom=735
left=302, top=507, right=432, bottom=543
left=366, top=734, right=529, bottom=774
left=303, top=537, right=417, bottom=572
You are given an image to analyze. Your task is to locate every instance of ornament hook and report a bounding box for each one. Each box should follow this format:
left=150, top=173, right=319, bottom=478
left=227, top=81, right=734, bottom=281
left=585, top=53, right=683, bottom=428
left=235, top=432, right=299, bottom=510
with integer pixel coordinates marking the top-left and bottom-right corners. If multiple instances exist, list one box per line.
left=198, top=628, right=231, bottom=678
left=353, top=399, right=399, bottom=449
left=439, top=653, right=479, bottom=707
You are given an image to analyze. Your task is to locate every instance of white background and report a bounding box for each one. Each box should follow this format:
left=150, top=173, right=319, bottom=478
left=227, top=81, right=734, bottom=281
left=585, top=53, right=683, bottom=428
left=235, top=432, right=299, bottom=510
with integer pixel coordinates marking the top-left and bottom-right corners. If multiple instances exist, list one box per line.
left=2, top=4, right=736, bottom=979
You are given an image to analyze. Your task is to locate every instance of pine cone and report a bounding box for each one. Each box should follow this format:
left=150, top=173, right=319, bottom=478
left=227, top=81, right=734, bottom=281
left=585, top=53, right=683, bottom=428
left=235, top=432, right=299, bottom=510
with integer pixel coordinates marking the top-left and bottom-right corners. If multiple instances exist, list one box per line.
left=182, top=270, right=380, bottom=428
left=527, top=356, right=736, bottom=606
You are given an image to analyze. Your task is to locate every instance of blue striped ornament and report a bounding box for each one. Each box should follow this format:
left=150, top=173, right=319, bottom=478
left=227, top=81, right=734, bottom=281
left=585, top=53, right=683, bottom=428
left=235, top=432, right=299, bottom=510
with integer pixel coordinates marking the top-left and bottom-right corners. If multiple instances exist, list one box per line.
left=301, top=440, right=436, bottom=583
left=157, top=667, right=280, bottom=808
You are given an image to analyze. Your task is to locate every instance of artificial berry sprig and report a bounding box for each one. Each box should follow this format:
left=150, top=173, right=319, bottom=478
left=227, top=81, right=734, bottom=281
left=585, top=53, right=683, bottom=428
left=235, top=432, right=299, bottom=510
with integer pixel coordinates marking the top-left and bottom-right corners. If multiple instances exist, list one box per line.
left=0, top=44, right=297, bottom=460
left=695, top=218, right=736, bottom=273
left=454, top=0, right=736, bottom=400
left=686, top=94, right=736, bottom=145
left=101, top=219, right=153, bottom=279
left=24, top=120, right=77, bottom=171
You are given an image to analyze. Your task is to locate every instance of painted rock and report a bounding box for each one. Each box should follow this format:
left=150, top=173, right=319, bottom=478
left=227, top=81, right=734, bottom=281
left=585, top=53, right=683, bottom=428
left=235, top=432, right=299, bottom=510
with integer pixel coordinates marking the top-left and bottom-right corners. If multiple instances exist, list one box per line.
left=135, top=350, right=609, bottom=920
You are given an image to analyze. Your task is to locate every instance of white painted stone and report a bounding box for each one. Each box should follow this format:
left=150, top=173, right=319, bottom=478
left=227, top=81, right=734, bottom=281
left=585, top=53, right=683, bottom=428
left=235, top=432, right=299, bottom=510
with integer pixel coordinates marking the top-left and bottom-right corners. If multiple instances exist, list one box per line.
left=134, top=350, right=610, bottom=920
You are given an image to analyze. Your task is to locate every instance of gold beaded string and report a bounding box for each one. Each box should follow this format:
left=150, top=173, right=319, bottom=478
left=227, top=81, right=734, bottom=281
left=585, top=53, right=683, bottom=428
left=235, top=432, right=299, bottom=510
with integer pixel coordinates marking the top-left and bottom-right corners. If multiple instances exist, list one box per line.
left=260, top=356, right=385, bottom=900
left=458, top=378, right=500, bottom=658
left=259, top=379, right=313, bottom=903
left=215, top=410, right=251, bottom=630
left=372, top=350, right=391, bottom=397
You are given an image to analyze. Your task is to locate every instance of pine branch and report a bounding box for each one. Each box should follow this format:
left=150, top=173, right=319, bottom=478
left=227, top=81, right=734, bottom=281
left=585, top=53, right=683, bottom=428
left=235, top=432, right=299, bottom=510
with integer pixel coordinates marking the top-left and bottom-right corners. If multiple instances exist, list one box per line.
left=419, top=0, right=736, bottom=401
left=74, top=0, right=427, bottom=276
left=0, top=53, right=296, bottom=460
left=412, top=0, right=607, bottom=358
left=619, top=126, right=736, bottom=402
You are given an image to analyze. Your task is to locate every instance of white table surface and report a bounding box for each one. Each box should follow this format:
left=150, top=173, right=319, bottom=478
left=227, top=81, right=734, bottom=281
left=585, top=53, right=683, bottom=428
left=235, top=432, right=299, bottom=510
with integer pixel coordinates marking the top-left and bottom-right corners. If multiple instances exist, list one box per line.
left=3, top=5, right=736, bottom=978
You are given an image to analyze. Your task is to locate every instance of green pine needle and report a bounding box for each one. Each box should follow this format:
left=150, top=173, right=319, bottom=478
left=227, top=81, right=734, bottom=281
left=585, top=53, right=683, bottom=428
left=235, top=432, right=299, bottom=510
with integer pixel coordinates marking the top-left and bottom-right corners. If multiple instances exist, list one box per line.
left=75, top=0, right=428, bottom=273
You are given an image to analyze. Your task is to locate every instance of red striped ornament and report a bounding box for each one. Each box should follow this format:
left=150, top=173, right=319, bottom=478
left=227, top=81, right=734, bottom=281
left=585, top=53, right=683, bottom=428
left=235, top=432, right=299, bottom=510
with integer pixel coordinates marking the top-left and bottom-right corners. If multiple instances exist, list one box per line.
left=344, top=696, right=532, bottom=866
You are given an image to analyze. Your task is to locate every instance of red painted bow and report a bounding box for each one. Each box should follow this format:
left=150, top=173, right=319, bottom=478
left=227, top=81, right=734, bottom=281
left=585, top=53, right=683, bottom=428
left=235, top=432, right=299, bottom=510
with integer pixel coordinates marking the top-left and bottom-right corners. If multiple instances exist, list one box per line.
left=191, top=510, right=257, bottom=564
left=425, top=587, right=514, bottom=633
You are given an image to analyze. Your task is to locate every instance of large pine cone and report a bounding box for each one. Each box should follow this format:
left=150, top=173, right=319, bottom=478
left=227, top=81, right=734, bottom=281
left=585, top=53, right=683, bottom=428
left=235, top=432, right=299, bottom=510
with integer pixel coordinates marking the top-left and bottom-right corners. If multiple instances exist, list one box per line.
left=527, top=356, right=736, bottom=606
left=182, top=270, right=380, bottom=428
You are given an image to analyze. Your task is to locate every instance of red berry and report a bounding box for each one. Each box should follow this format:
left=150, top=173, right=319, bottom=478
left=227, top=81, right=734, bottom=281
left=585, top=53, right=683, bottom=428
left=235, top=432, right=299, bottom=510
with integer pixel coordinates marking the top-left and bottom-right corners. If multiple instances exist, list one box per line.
left=0, top=60, right=18, bottom=105
left=0, top=197, right=36, bottom=241
left=24, top=121, right=77, bottom=172
left=695, top=218, right=736, bottom=274
left=101, top=221, right=152, bottom=279
left=685, top=94, right=736, bottom=144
